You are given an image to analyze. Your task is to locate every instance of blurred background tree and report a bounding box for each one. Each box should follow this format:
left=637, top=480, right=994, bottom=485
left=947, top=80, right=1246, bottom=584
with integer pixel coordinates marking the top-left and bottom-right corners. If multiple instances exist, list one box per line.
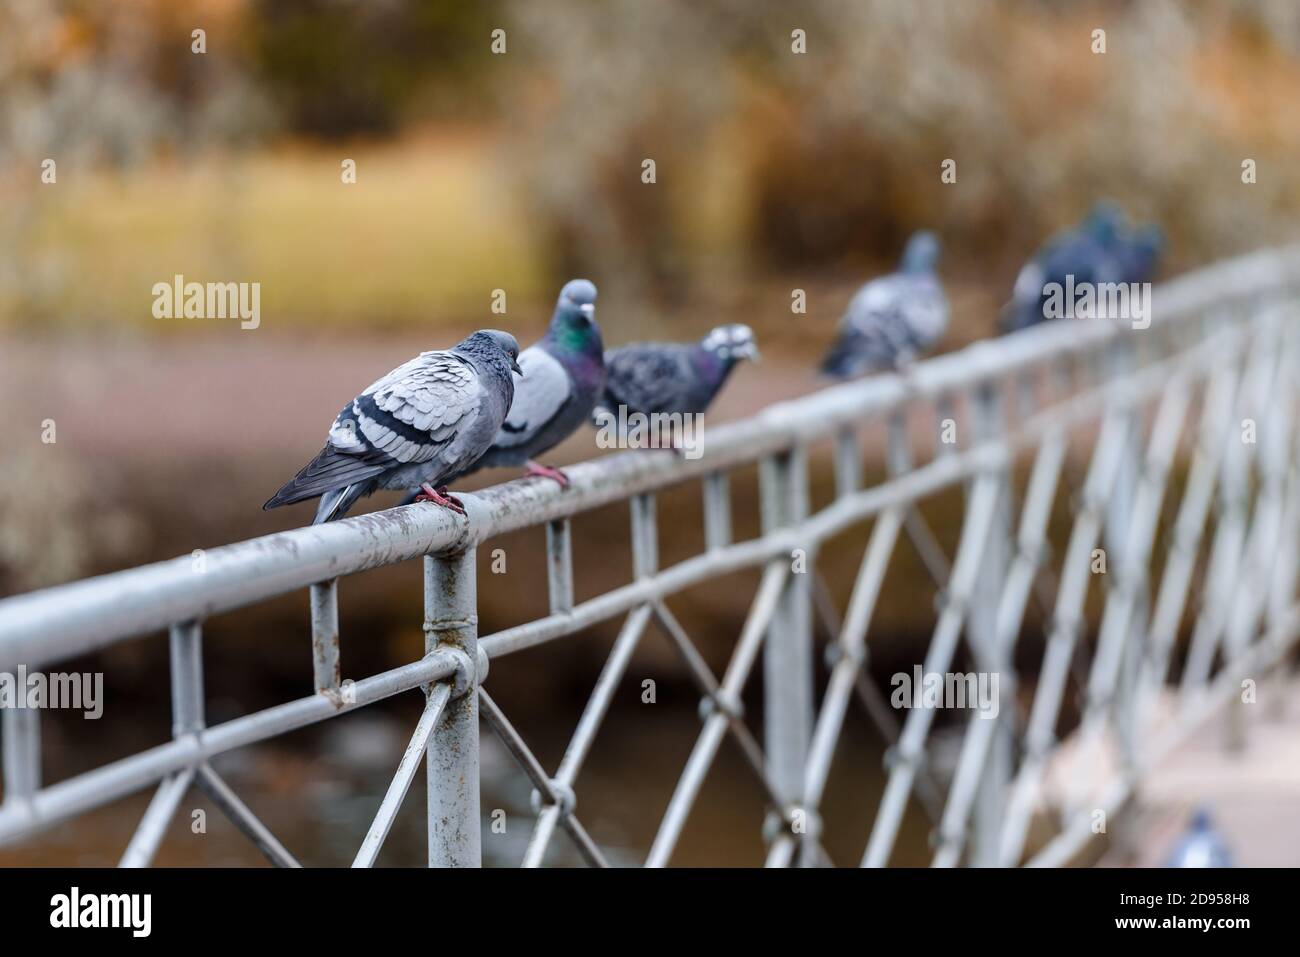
left=3, top=0, right=1300, bottom=591
left=3, top=0, right=1299, bottom=333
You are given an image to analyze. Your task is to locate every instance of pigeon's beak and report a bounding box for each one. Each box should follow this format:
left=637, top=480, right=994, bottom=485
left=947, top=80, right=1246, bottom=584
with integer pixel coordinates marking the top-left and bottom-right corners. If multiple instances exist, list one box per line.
left=740, top=343, right=761, bottom=363
left=511, top=359, right=523, bottom=375
left=579, top=303, right=595, bottom=318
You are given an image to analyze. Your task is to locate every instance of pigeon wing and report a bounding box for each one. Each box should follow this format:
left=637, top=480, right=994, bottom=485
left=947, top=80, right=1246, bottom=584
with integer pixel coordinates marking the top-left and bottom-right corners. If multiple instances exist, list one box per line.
left=264, top=350, right=483, bottom=509
left=358, top=351, right=483, bottom=463
left=898, top=274, right=948, bottom=348
left=830, top=274, right=944, bottom=370
left=604, top=345, right=691, bottom=415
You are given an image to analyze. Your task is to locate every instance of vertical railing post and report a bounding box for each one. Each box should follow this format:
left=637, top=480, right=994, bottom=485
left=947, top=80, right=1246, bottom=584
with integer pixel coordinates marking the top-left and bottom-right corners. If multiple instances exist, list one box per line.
left=309, top=580, right=341, bottom=696
left=1, top=701, right=40, bottom=805
left=760, top=446, right=813, bottom=858
left=169, top=620, right=206, bottom=737
left=631, top=493, right=658, bottom=580
left=967, top=380, right=1011, bottom=865
left=546, top=520, right=575, bottom=614
left=424, top=549, right=481, bottom=867
left=1103, top=333, right=1144, bottom=861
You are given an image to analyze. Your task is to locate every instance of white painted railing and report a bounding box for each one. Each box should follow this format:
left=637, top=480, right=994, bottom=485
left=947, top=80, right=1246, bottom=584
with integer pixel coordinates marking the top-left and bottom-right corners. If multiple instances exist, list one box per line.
left=1, top=245, right=1298, bottom=866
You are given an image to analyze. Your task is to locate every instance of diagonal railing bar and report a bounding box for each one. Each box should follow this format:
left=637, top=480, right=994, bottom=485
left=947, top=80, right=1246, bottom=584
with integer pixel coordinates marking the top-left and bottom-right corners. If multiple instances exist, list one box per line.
left=861, top=474, right=1002, bottom=867
left=1137, top=364, right=1240, bottom=708
left=849, top=670, right=945, bottom=821
left=352, top=684, right=452, bottom=868
left=780, top=508, right=904, bottom=868
left=1217, top=317, right=1298, bottom=745
left=886, top=409, right=954, bottom=593
left=932, top=430, right=1068, bottom=866
left=765, top=824, right=836, bottom=869
left=118, top=766, right=196, bottom=868
left=195, top=763, right=301, bottom=868
left=1180, top=324, right=1277, bottom=691
left=645, top=560, right=789, bottom=867
left=996, top=403, right=1136, bottom=865
left=1221, top=319, right=1295, bottom=665
left=113, top=619, right=208, bottom=868
left=812, top=569, right=912, bottom=760
left=522, top=603, right=653, bottom=868
left=809, top=565, right=947, bottom=819
left=803, top=510, right=904, bottom=814
left=649, top=602, right=784, bottom=811
left=477, top=689, right=609, bottom=868
left=1004, top=322, right=1268, bottom=864
left=1063, top=375, right=1195, bottom=811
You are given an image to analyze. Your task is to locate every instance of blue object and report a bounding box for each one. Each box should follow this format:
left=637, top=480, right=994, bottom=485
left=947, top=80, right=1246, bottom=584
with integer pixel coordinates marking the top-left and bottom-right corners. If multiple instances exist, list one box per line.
left=1165, top=807, right=1233, bottom=868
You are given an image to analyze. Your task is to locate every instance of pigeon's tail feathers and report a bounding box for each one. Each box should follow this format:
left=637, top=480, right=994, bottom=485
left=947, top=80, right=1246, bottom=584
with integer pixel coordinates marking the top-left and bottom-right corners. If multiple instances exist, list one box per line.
left=263, top=445, right=391, bottom=511
left=312, top=480, right=376, bottom=524
left=820, top=331, right=877, bottom=379
left=819, top=344, right=856, bottom=379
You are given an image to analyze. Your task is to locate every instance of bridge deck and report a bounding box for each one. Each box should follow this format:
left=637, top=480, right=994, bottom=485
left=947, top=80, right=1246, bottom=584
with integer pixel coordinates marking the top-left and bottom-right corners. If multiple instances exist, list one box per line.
left=1124, top=677, right=1300, bottom=867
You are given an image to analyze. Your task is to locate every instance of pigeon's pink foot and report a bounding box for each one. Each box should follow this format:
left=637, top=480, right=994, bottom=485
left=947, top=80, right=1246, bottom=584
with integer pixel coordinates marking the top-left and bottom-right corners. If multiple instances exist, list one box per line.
left=415, top=483, right=466, bottom=515
left=524, top=461, right=570, bottom=488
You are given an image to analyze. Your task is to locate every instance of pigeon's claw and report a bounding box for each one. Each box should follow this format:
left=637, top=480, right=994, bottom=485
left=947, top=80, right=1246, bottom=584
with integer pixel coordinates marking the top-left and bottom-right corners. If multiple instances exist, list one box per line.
left=524, top=461, right=570, bottom=489
left=415, top=483, right=467, bottom=515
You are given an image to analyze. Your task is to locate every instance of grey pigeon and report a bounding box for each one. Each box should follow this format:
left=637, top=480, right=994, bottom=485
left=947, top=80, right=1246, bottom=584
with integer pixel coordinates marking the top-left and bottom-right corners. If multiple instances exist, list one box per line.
left=465, top=279, right=604, bottom=487
left=597, top=324, right=759, bottom=426
left=1001, top=201, right=1130, bottom=333
left=263, top=330, right=522, bottom=523
left=1165, top=807, right=1232, bottom=868
left=820, top=230, right=948, bottom=378
left=1114, top=223, right=1165, bottom=285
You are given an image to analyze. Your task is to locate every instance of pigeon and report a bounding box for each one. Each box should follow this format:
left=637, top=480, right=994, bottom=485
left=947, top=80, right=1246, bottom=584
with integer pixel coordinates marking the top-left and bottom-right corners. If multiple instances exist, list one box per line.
left=1000, top=202, right=1128, bottom=333
left=819, top=230, right=948, bottom=378
left=461, top=279, right=604, bottom=488
left=1114, top=223, right=1165, bottom=285
left=596, top=324, right=759, bottom=429
left=1165, top=807, right=1233, bottom=868
left=263, top=330, right=522, bottom=524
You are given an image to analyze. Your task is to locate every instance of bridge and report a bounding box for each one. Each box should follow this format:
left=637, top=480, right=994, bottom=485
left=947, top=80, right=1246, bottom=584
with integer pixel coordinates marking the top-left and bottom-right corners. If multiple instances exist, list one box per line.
left=1, top=246, right=1298, bottom=867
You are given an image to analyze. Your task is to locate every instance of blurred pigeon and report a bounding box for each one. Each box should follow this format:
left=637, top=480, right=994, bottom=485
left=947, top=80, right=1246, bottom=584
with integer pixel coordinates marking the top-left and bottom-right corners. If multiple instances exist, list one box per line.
left=263, top=330, right=522, bottom=523
left=1000, top=202, right=1127, bottom=333
left=465, top=279, right=604, bottom=488
left=820, top=230, right=948, bottom=378
left=1165, top=807, right=1233, bottom=868
left=596, top=324, right=759, bottom=427
left=1115, top=223, right=1165, bottom=284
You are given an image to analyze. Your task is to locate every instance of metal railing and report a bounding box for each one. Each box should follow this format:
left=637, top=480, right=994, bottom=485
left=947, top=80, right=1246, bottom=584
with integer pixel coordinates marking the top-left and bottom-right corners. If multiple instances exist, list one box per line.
left=2, top=245, right=1299, bottom=867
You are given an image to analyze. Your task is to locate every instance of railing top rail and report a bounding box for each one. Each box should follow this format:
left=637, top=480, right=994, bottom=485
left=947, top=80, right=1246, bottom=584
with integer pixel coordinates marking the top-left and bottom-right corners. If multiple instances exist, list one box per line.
left=2, top=243, right=1298, bottom=670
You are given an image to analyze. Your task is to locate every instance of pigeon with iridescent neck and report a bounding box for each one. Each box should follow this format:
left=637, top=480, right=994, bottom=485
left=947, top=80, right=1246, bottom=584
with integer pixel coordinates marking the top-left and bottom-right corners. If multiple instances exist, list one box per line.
left=468, top=279, right=604, bottom=487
